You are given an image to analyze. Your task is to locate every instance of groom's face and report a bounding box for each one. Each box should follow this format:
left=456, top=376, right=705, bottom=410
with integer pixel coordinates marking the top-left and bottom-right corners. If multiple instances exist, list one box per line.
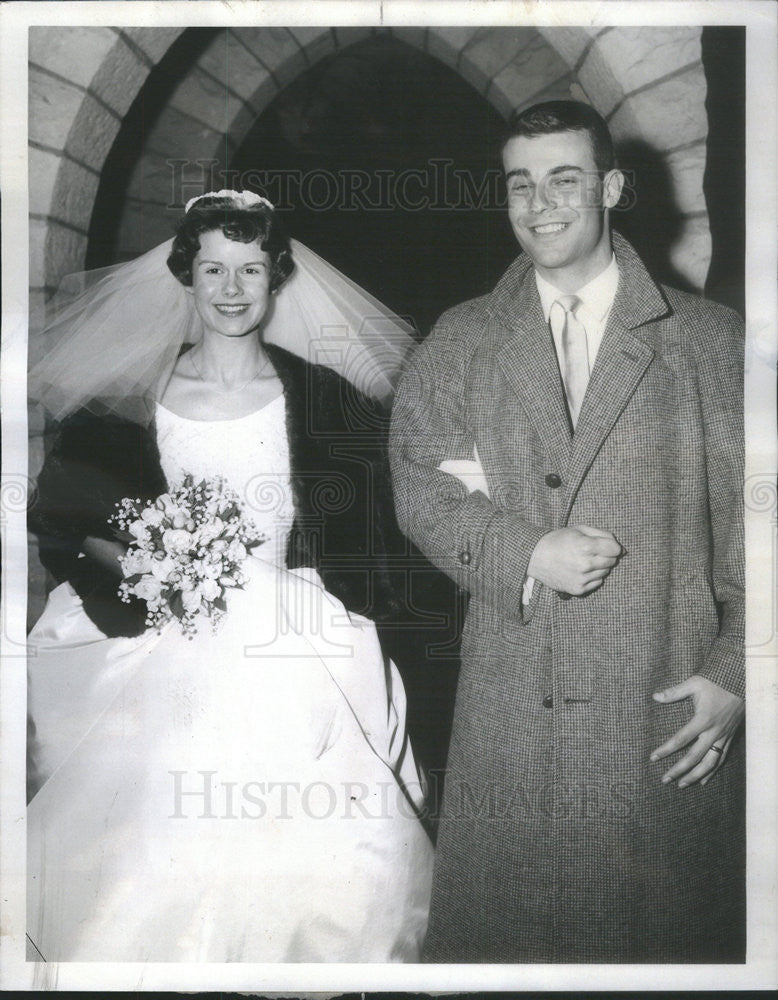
left=502, top=129, right=622, bottom=287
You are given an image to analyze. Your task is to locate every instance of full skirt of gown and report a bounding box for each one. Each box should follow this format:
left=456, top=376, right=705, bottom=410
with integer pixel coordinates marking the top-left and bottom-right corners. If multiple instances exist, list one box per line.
left=26, top=400, right=433, bottom=963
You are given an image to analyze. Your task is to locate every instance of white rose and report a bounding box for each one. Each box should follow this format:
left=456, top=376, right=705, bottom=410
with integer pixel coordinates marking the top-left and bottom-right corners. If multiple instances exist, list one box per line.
left=149, top=555, right=176, bottom=581
left=140, top=507, right=165, bottom=527
left=227, top=539, right=247, bottom=563
left=196, top=556, right=222, bottom=579
left=162, top=528, right=194, bottom=554
left=134, top=575, right=164, bottom=603
left=122, top=548, right=153, bottom=577
left=128, top=520, right=150, bottom=542
left=158, top=494, right=180, bottom=517
left=197, top=520, right=224, bottom=545
left=181, top=587, right=201, bottom=613
left=201, top=578, right=221, bottom=602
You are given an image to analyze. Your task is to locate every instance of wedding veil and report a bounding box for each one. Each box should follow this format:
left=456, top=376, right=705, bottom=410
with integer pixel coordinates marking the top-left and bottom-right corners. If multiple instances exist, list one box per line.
left=29, top=216, right=418, bottom=425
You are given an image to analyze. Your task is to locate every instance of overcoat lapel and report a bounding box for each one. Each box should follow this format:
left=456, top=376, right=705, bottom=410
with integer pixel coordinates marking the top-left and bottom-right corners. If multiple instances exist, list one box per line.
left=490, top=260, right=573, bottom=473
left=561, top=332, right=654, bottom=519
left=560, top=233, right=670, bottom=518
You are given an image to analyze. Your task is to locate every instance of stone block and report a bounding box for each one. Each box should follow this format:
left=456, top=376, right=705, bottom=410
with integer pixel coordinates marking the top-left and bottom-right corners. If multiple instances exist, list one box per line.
left=197, top=30, right=272, bottom=108
left=143, top=104, right=225, bottom=162
left=28, top=145, right=61, bottom=217
left=46, top=170, right=99, bottom=233
left=569, top=81, right=593, bottom=106
left=427, top=26, right=482, bottom=68
left=506, top=73, right=576, bottom=117
left=29, top=26, right=118, bottom=90
left=610, top=63, right=708, bottom=153
left=462, top=26, right=541, bottom=83
left=537, top=26, right=599, bottom=71
left=113, top=198, right=182, bottom=260
left=125, top=149, right=181, bottom=206
left=41, top=219, right=88, bottom=290
left=287, top=27, right=337, bottom=65
left=119, top=27, right=185, bottom=64
left=388, top=27, right=428, bottom=53
left=242, top=70, right=278, bottom=120
left=576, top=48, right=626, bottom=119
left=167, top=66, right=245, bottom=136
left=28, top=291, right=49, bottom=340
left=665, top=142, right=708, bottom=216
left=333, top=27, right=374, bottom=50
left=47, top=161, right=100, bottom=235
left=29, top=65, right=84, bottom=153
left=29, top=217, right=50, bottom=290
left=223, top=98, right=260, bottom=151
left=592, top=27, right=701, bottom=97
left=90, top=35, right=150, bottom=119
left=232, top=27, right=303, bottom=89
left=489, top=33, right=572, bottom=115
left=669, top=213, right=711, bottom=291
left=144, top=139, right=232, bottom=213
left=66, top=96, right=123, bottom=173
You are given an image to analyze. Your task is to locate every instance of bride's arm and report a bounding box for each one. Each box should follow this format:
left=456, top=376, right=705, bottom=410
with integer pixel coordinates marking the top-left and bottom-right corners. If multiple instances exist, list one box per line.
left=29, top=409, right=167, bottom=636
left=81, top=536, right=126, bottom=577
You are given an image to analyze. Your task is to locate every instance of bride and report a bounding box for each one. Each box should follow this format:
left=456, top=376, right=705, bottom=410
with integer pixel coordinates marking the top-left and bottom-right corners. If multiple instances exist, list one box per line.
left=26, top=190, right=433, bottom=963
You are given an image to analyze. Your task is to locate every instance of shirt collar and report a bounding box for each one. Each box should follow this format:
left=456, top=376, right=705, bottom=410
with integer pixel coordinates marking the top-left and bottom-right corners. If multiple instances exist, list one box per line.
left=535, top=254, right=619, bottom=325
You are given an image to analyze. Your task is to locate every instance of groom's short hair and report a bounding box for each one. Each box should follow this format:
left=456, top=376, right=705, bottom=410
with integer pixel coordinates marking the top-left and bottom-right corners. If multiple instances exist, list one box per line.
left=504, top=100, right=615, bottom=174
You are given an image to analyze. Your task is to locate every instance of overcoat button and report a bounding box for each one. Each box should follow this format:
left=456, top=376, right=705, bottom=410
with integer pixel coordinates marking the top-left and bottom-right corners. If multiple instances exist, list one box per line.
left=558, top=591, right=571, bottom=600
left=459, top=550, right=472, bottom=566
left=542, top=693, right=554, bottom=709
left=544, top=473, right=562, bottom=488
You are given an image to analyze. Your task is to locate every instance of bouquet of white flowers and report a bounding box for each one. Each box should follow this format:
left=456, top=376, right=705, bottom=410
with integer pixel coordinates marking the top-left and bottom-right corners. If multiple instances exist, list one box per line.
left=110, top=474, right=266, bottom=636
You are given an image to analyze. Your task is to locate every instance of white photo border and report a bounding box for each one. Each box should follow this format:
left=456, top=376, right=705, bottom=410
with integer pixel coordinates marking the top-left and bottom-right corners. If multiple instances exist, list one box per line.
left=1, top=0, right=776, bottom=991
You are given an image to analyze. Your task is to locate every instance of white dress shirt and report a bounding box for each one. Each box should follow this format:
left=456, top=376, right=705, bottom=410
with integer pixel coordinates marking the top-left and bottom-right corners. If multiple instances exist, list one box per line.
left=523, top=255, right=620, bottom=603
left=535, top=254, right=620, bottom=373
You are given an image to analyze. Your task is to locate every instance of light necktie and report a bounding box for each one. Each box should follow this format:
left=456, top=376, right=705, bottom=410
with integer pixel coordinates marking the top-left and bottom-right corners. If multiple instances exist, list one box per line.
left=550, top=294, right=589, bottom=428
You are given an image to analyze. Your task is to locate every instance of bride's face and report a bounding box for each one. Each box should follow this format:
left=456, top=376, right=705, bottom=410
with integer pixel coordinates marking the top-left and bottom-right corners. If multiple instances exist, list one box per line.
left=188, top=229, right=271, bottom=339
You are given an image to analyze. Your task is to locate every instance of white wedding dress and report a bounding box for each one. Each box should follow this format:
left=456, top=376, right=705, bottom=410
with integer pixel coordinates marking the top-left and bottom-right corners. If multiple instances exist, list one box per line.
left=26, top=397, right=433, bottom=963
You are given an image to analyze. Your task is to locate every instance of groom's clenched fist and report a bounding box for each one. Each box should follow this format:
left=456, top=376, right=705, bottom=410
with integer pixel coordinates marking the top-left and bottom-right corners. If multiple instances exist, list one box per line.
left=527, top=525, right=623, bottom=595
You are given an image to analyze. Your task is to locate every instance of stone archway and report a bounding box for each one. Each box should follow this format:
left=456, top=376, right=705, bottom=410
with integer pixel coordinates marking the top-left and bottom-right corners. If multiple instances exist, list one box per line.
left=30, top=23, right=711, bottom=325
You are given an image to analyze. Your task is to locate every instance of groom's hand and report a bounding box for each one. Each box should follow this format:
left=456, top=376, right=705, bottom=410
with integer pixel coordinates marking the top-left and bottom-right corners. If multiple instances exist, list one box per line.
left=650, top=676, right=744, bottom=787
left=527, top=525, right=623, bottom=595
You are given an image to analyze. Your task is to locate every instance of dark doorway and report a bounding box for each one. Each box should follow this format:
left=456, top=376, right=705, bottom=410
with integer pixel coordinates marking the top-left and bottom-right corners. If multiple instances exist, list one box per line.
left=230, top=33, right=517, bottom=338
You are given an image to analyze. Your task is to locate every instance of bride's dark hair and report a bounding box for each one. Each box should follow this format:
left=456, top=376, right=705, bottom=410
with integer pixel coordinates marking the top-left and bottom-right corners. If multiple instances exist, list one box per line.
left=167, top=195, right=295, bottom=292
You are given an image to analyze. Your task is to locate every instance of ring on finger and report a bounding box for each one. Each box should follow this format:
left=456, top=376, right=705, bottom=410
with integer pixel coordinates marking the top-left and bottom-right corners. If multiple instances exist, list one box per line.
left=709, top=744, right=725, bottom=756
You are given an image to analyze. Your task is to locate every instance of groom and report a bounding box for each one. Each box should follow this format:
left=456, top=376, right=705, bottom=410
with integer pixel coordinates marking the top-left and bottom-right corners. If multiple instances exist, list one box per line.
left=390, top=101, right=745, bottom=963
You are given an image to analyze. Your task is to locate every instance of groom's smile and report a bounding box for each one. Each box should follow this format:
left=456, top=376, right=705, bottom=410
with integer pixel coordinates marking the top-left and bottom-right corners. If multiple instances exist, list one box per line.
left=502, top=129, right=623, bottom=290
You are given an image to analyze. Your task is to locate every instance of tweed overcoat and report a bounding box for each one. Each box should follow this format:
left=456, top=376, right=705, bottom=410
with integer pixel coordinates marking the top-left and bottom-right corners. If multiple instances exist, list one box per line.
left=390, top=233, right=745, bottom=963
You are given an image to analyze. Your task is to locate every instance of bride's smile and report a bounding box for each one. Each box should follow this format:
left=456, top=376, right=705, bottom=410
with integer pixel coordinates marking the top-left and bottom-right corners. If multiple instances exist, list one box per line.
left=187, top=229, right=271, bottom=338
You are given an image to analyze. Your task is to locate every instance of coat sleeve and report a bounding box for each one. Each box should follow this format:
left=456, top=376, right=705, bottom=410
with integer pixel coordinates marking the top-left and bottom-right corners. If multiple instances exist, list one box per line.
left=692, top=306, right=745, bottom=699
left=390, top=312, right=548, bottom=623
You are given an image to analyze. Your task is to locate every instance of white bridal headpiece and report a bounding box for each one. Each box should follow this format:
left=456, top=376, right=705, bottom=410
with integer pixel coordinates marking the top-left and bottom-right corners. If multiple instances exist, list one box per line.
left=29, top=191, right=417, bottom=424
left=184, top=189, right=274, bottom=214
